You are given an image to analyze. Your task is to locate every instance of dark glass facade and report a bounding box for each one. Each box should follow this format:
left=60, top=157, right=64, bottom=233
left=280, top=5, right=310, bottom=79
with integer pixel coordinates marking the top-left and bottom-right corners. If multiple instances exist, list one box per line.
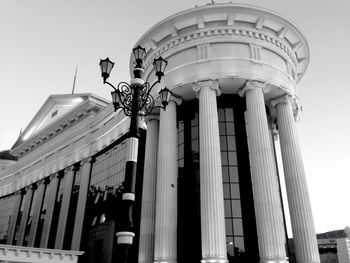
left=177, top=95, right=259, bottom=263
left=81, top=130, right=146, bottom=263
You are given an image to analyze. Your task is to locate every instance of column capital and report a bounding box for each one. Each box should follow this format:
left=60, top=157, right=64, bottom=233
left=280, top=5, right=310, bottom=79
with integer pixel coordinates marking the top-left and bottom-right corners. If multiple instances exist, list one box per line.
left=81, top=156, right=95, bottom=166
left=64, top=166, right=74, bottom=174
left=50, top=172, right=60, bottom=180
left=155, top=83, right=182, bottom=106
left=270, top=94, right=293, bottom=108
left=239, top=80, right=270, bottom=97
left=146, top=114, right=159, bottom=122
left=73, top=162, right=81, bottom=172
left=271, top=94, right=302, bottom=122
left=29, top=183, right=37, bottom=191
left=57, top=170, right=65, bottom=179
left=193, top=79, right=221, bottom=97
left=168, top=94, right=182, bottom=106
left=19, top=188, right=27, bottom=195
left=43, top=177, right=51, bottom=185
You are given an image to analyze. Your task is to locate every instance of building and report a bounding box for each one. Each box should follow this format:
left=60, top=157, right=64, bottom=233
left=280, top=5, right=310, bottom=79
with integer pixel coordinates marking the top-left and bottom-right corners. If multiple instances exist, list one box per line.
left=317, top=229, right=350, bottom=263
left=0, top=3, right=320, bottom=263
left=289, top=229, right=350, bottom=263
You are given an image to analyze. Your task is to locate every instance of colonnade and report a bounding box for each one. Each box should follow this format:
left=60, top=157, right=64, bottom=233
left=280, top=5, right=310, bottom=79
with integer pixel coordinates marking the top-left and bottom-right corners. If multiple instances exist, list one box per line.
left=6, top=157, right=94, bottom=251
left=138, top=79, right=320, bottom=263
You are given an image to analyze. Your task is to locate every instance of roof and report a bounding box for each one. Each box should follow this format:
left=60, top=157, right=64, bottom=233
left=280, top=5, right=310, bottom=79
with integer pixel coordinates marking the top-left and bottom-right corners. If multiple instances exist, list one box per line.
left=11, top=93, right=109, bottom=158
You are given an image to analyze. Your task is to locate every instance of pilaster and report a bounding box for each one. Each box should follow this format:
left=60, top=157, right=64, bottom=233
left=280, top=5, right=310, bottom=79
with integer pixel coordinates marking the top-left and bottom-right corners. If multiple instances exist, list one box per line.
left=7, top=190, right=25, bottom=245
left=54, top=166, right=76, bottom=249
left=40, top=173, right=60, bottom=248
left=71, top=157, right=95, bottom=251
left=27, top=179, right=48, bottom=247
left=17, top=184, right=37, bottom=246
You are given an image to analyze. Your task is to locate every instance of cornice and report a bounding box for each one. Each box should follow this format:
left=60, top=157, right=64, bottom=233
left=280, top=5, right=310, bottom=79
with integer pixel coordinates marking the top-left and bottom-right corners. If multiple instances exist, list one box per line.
left=143, top=26, right=298, bottom=77
left=131, top=3, right=309, bottom=83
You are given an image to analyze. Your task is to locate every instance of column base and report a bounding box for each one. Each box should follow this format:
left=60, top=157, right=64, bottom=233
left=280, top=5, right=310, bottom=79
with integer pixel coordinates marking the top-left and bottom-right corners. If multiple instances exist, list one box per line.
left=116, top=231, right=135, bottom=245
left=154, top=260, right=177, bottom=263
left=260, top=259, right=288, bottom=263
left=201, top=257, right=228, bottom=263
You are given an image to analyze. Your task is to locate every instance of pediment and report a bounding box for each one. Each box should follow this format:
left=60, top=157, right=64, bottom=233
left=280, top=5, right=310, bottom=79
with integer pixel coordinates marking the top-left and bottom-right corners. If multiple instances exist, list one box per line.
left=12, top=93, right=109, bottom=156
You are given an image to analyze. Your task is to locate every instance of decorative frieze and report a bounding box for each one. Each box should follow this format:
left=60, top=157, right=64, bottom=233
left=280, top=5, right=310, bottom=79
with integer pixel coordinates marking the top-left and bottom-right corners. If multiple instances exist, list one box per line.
left=144, top=26, right=298, bottom=72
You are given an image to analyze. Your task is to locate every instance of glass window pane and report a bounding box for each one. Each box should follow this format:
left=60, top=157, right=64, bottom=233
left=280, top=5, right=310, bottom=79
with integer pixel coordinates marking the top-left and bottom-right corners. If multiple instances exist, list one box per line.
left=178, top=144, right=184, bottom=159
left=230, top=183, right=240, bottom=199
left=218, top=108, right=225, bottom=122
left=231, top=200, right=242, bottom=218
left=224, top=200, right=231, bottom=217
left=234, top=236, right=245, bottom=252
left=178, top=131, right=184, bottom=144
left=221, top=152, right=228, bottom=165
left=228, top=152, right=237, bottom=165
left=229, top=166, right=239, bottom=183
left=220, top=136, right=227, bottom=151
left=222, top=166, right=229, bottom=183
left=227, top=136, right=236, bottom=151
left=225, top=108, right=234, bottom=121
left=223, top=184, right=230, bottom=199
left=191, top=113, right=199, bottom=126
left=226, top=219, right=233, bottom=235
left=178, top=159, right=184, bottom=168
left=191, top=126, right=198, bottom=139
left=233, top=218, right=243, bottom=236
left=219, top=123, right=226, bottom=135
left=226, top=122, right=235, bottom=135
left=226, top=236, right=234, bottom=257
left=191, top=139, right=199, bottom=152
left=179, top=120, right=184, bottom=131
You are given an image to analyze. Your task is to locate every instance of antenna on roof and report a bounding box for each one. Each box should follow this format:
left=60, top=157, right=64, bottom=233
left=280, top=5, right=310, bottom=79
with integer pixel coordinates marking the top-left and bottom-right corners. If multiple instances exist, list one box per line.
left=72, top=65, right=78, bottom=94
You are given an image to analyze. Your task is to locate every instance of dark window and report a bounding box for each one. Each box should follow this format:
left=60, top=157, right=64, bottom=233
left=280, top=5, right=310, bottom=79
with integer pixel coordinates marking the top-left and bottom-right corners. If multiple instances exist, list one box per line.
left=0, top=194, right=16, bottom=244
left=51, top=110, right=58, bottom=118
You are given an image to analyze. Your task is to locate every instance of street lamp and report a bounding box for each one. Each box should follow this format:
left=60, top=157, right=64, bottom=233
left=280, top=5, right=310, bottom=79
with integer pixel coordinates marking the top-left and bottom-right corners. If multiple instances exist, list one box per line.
left=99, top=45, right=170, bottom=263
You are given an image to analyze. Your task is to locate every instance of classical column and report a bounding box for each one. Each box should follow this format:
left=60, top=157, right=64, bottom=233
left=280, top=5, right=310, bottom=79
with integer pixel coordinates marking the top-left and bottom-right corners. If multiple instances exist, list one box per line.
left=193, top=80, right=227, bottom=263
left=71, top=157, right=94, bottom=251
left=40, top=173, right=60, bottom=248
left=154, top=97, right=180, bottom=263
left=239, top=80, right=287, bottom=263
left=7, top=190, right=25, bottom=245
left=138, top=114, right=159, bottom=263
left=271, top=95, right=320, bottom=263
left=55, top=166, right=76, bottom=249
left=27, top=179, right=48, bottom=247
left=17, top=184, right=36, bottom=246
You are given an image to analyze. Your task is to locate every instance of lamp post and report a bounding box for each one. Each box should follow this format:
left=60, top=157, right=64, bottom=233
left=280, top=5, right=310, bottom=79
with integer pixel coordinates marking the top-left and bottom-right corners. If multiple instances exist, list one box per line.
left=99, top=46, right=170, bottom=263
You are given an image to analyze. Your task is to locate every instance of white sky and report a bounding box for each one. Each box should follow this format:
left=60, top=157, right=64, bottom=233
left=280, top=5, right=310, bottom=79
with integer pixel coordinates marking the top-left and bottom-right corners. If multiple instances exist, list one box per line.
left=1, top=0, right=350, bottom=236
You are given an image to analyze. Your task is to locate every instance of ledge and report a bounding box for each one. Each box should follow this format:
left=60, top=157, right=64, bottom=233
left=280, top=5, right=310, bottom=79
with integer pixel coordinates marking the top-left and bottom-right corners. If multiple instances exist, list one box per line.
left=0, top=244, right=84, bottom=263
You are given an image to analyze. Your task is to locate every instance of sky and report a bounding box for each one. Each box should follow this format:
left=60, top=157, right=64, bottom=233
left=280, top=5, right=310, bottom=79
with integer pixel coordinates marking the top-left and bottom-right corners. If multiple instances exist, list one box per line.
left=1, top=0, right=350, bottom=236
